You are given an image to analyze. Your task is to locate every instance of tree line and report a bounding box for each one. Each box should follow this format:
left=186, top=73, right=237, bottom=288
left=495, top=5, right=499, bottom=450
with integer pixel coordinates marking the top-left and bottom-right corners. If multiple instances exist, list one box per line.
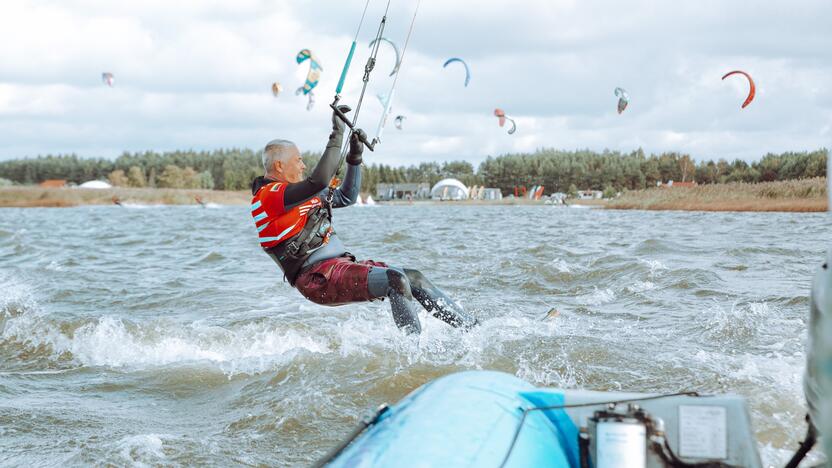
left=0, top=147, right=826, bottom=194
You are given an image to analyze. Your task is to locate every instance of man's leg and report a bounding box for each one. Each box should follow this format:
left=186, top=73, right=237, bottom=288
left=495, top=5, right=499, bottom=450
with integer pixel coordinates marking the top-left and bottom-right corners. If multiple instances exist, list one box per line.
left=367, top=267, right=421, bottom=334
left=403, top=269, right=479, bottom=330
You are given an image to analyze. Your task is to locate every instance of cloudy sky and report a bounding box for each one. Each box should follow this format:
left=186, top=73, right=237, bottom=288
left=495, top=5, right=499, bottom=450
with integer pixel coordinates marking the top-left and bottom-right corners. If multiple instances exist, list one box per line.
left=0, top=0, right=830, bottom=166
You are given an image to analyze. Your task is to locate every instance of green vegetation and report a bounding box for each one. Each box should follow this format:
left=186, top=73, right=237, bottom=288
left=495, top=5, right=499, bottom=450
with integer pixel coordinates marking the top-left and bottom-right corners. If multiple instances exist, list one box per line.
left=0, top=147, right=826, bottom=194
left=0, top=150, right=260, bottom=190
left=474, top=149, right=827, bottom=194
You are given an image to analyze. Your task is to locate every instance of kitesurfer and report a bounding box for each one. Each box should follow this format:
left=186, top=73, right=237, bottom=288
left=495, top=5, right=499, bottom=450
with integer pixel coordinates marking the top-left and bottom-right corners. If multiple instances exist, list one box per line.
left=250, top=106, right=477, bottom=334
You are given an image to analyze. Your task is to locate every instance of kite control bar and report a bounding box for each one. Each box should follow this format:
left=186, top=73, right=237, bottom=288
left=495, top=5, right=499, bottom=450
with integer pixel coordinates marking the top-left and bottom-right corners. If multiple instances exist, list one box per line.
left=330, top=96, right=376, bottom=151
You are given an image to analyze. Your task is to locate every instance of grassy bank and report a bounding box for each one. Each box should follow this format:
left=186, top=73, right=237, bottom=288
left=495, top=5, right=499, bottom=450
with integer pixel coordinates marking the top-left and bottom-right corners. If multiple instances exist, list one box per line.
left=0, top=187, right=250, bottom=207
left=607, top=177, right=828, bottom=212
left=2, top=178, right=828, bottom=211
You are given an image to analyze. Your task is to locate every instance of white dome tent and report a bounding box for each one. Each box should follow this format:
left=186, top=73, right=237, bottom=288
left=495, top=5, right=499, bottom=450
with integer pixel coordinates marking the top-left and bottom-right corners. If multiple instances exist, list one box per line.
left=77, top=180, right=112, bottom=189
left=430, top=178, right=469, bottom=201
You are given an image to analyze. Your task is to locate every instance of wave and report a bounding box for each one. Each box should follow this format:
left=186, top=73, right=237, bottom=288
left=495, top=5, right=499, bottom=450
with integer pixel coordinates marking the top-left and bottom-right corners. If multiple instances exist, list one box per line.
left=2, top=310, right=331, bottom=374
left=0, top=275, right=37, bottom=322
left=625, top=281, right=656, bottom=293
left=578, top=287, right=616, bottom=306
left=117, top=434, right=170, bottom=465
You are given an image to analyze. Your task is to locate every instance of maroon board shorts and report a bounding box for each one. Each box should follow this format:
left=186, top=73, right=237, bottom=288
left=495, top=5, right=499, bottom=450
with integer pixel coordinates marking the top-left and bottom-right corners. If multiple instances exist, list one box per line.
left=294, top=255, right=387, bottom=306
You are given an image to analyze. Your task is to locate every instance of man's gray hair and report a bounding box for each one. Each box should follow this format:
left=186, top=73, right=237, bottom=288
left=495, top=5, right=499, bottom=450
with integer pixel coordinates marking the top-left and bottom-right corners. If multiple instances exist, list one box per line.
left=262, top=139, right=298, bottom=172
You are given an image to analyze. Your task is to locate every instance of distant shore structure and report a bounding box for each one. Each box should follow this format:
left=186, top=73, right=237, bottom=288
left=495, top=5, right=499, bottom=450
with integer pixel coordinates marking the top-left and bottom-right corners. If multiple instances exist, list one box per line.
left=39, top=179, right=67, bottom=188
left=468, top=185, right=502, bottom=201
left=431, top=179, right=469, bottom=201
left=376, top=183, right=430, bottom=201
left=77, top=180, right=112, bottom=189
left=576, top=190, right=603, bottom=200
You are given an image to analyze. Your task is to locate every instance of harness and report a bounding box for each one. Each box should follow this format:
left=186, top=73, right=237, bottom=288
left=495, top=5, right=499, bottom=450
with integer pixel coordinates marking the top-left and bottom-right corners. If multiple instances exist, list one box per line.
left=265, top=181, right=338, bottom=285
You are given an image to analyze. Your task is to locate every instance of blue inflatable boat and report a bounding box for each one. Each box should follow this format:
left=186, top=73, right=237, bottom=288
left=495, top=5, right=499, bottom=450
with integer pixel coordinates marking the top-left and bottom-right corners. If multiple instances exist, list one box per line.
left=319, top=371, right=762, bottom=467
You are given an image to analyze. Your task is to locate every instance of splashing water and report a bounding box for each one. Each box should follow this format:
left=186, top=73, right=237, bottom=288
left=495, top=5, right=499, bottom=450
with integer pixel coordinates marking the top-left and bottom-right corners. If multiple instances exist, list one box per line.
left=0, top=205, right=828, bottom=465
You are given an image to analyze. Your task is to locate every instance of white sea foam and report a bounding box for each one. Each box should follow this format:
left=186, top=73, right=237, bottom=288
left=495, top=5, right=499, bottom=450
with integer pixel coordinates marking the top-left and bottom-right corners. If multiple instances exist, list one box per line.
left=0, top=275, right=37, bottom=321
left=640, top=259, right=668, bottom=276
left=117, top=433, right=170, bottom=466
left=626, top=281, right=655, bottom=293
left=550, top=258, right=574, bottom=273
left=2, top=312, right=331, bottom=373
left=331, top=304, right=560, bottom=371
left=686, top=346, right=803, bottom=395
left=704, top=301, right=769, bottom=341
left=579, top=288, right=615, bottom=306
left=44, top=260, right=64, bottom=272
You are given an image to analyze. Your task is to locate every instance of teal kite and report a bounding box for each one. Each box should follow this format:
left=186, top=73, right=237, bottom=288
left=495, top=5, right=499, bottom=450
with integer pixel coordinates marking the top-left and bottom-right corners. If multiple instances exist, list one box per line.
left=443, top=58, right=470, bottom=87
left=296, top=49, right=322, bottom=110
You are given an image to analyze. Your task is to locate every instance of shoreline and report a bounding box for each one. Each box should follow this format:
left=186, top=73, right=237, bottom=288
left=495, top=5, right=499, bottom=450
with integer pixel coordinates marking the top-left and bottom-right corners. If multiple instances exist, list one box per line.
left=0, top=178, right=826, bottom=212
left=0, top=187, right=250, bottom=208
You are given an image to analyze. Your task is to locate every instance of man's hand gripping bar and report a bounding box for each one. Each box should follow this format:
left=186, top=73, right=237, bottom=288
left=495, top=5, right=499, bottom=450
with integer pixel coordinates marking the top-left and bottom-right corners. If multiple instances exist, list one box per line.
left=330, top=96, right=376, bottom=151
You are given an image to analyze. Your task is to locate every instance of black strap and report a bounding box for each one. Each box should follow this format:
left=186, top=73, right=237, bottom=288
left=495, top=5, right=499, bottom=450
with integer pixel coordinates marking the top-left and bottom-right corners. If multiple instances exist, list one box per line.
left=265, top=202, right=334, bottom=286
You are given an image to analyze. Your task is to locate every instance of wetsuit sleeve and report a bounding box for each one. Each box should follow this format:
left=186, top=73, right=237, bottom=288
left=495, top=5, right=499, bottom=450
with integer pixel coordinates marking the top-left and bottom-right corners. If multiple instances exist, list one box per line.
left=329, top=162, right=361, bottom=208
left=283, top=131, right=344, bottom=209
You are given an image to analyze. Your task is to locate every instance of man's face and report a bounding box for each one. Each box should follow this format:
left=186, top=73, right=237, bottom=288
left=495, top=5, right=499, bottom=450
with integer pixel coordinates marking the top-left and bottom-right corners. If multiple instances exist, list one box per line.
left=276, top=149, right=305, bottom=183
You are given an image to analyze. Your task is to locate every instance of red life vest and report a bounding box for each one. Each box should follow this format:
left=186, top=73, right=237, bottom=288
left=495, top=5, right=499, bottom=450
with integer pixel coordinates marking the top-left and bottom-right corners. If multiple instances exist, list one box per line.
left=251, top=181, right=323, bottom=249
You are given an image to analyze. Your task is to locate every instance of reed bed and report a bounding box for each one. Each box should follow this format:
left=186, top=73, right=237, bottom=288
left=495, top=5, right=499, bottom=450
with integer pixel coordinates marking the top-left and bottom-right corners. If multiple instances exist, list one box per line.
left=608, top=177, right=828, bottom=212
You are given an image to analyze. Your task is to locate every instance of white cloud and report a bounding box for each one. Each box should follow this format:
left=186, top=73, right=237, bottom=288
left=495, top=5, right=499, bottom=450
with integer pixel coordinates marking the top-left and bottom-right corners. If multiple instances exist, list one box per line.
left=0, top=0, right=829, bottom=166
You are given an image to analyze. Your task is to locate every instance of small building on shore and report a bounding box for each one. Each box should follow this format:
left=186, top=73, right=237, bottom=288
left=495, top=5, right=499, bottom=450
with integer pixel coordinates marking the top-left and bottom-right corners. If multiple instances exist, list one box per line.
left=577, top=190, right=603, bottom=200
left=376, top=183, right=430, bottom=201
left=39, top=179, right=67, bottom=188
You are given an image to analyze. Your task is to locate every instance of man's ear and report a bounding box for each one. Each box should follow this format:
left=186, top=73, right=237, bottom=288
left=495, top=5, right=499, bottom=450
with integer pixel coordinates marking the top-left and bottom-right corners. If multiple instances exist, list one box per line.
left=273, top=159, right=282, bottom=174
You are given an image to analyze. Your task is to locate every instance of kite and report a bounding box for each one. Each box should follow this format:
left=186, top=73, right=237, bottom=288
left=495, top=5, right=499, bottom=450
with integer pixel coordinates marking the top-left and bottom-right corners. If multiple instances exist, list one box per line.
left=443, top=58, right=470, bottom=87
left=369, top=37, right=401, bottom=76
left=614, top=87, right=629, bottom=114
left=271, top=82, right=283, bottom=97
left=394, top=115, right=406, bottom=130
left=721, top=70, right=756, bottom=109
left=296, top=49, right=322, bottom=110
left=494, top=108, right=516, bottom=135
left=102, top=72, right=114, bottom=87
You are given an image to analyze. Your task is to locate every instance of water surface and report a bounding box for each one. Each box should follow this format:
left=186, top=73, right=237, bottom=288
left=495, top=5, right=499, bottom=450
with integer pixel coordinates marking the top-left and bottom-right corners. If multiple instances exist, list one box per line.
left=1, top=204, right=829, bottom=466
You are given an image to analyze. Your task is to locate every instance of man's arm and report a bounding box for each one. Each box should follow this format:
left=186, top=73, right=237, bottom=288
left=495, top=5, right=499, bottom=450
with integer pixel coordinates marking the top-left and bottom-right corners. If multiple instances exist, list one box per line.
left=329, top=130, right=365, bottom=208
left=329, top=162, right=361, bottom=208
left=283, top=106, right=350, bottom=208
